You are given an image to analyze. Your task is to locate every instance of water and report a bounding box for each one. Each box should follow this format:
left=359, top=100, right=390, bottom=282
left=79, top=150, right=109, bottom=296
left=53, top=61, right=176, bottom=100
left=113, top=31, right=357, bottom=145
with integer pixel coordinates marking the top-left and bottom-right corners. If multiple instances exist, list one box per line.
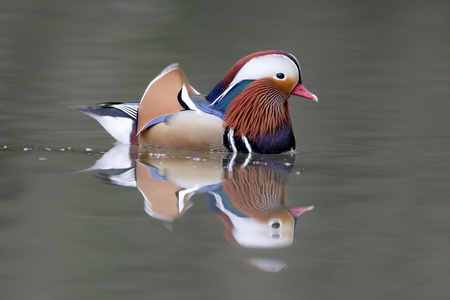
left=1, top=0, right=450, bottom=299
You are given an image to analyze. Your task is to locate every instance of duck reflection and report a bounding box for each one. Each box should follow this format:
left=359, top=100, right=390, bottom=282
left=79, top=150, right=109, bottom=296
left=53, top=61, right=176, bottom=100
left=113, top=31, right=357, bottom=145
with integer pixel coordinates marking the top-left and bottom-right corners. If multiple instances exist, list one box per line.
left=83, top=144, right=313, bottom=252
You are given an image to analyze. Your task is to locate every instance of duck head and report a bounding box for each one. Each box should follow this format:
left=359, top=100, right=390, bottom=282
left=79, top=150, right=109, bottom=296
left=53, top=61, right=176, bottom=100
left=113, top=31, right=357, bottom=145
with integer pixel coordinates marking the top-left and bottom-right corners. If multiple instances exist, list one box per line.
left=206, top=50, right=317, bottom=154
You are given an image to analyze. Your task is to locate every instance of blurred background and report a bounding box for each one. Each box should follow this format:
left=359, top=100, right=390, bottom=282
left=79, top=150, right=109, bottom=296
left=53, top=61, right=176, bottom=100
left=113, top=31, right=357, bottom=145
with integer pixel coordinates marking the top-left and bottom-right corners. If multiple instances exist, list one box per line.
left=0, top=0, right=449, bottom=299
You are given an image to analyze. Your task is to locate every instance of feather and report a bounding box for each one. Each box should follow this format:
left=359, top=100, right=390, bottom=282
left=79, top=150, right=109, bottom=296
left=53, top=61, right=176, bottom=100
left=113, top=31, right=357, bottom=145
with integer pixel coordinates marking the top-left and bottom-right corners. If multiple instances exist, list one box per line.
left=137, top=64, right=198, bottom=135
left=71, top=104, right=138, bottom=144
left=206, top=50, right=300, bottom=102
left=222, top=163, right=289, bottom=220
left=138, top=110, right=225, bottom=151
left=224, top=78, right=291, bottom=141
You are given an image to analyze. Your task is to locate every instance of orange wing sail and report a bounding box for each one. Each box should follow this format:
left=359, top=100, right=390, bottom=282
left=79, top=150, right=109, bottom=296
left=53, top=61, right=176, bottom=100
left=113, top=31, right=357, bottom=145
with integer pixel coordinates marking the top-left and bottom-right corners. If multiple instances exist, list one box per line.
left=136, top=64, right=198, bottom=134
left=136, top=160, right=192, bottom=221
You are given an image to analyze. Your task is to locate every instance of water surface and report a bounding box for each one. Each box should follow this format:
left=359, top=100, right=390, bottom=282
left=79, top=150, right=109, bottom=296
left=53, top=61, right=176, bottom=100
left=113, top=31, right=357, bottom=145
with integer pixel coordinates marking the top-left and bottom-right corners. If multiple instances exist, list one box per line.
left=1, top=1, right=449, bottom=299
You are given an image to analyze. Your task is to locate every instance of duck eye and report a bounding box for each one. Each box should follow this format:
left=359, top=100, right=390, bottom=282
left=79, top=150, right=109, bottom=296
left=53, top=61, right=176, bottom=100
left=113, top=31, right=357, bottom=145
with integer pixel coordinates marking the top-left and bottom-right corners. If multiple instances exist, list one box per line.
left=271, top=222, right=280, bottom=229
left=276, top=73, right=285, bottom=80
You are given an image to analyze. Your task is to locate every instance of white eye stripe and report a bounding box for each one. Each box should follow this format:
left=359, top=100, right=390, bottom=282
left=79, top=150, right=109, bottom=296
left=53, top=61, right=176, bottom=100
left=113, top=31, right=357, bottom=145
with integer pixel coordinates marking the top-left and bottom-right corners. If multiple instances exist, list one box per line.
left=211, top=54, right=301, bottom=105
left=217, top=54, right=300, bottom=100
left=232, top=54, right=299, bottom=84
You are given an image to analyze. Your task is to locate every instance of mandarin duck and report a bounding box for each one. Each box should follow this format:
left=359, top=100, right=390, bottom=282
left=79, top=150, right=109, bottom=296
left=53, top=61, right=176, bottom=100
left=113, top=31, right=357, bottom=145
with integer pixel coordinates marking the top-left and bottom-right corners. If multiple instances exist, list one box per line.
left=73, top=50, right=317, bottom=154
left=213, top=158, right=314, bottom=249
left=80, top=146, right=313, bottom=247
left=137, top=151, right=313, bottom=248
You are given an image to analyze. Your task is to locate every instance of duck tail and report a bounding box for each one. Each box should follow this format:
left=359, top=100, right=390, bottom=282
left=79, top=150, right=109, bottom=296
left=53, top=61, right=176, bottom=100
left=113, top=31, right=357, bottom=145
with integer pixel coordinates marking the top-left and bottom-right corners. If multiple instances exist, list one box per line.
left=71, top=102, right=139, bottom=144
